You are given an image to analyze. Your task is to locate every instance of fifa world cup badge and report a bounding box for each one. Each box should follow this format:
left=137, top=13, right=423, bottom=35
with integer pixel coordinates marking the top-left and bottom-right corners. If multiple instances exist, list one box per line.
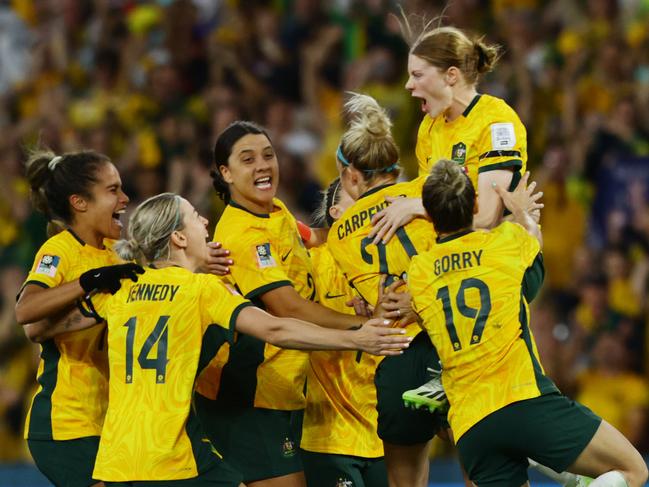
left=255, top=243, right=277, bottom=268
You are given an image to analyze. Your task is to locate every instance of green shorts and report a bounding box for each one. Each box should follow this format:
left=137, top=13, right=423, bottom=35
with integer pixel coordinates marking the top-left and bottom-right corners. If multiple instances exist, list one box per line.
left=104, top=460, right=243, bottom=486
left=457, top=393, right=602, bottom=487
left=28, top=436, right=99, bottom=487
left=195, top=394, right=303, bottom=482
left=374, top=331, right=443, bottom=445
left=301, top=449, right=387, bottom=487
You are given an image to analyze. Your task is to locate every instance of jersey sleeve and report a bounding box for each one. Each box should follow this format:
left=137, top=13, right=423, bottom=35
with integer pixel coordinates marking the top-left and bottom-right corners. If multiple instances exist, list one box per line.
left=503, top=222, right=540, bottom=267
left=21, top=238, right=72, bottom=292
left=226, top=227, right=293, bottom=299
left=476, top=109, right=527, bottom=175
left=199, top=275, right=253, bottom=339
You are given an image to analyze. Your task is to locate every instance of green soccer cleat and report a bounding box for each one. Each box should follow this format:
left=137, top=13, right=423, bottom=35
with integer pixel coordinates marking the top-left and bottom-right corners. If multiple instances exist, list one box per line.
left=402, top=367, right=448, bottom=413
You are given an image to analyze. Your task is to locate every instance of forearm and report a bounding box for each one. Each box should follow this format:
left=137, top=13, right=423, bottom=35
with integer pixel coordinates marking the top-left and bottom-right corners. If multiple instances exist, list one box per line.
left=16, top=281, right=85, bottom=325
left=23, top=307, right=100, bottom=343
left=512, top=210, right=543, bottom=248
left=266, top=317, right=357, bottom=351
left=270, top=298, right=362, bottom=330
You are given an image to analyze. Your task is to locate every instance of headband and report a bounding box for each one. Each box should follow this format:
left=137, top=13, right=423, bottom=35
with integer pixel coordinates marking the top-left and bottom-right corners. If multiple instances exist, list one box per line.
left=336, top=145, right=399, bottom=174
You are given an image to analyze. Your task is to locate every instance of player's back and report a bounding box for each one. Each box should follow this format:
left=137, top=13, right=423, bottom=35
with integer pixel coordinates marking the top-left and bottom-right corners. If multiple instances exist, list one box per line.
left=90, top=266, right=247, bottom=481
left=328, top=180, right=436, bottom=309
left=409, top=222, right=557, bottom=441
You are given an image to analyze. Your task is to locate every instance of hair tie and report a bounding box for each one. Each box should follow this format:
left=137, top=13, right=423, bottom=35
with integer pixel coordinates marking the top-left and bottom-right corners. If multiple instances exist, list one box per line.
left=48, top=156, right=63, bottom=171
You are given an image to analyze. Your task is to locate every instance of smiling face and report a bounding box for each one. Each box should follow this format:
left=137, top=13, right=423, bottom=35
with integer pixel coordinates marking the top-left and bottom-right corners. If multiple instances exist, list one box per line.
left=176, top=198, right=210, bottom=269
left=405, top=54, right=453, bottom=118
left=219, top=133, right=279, bottom=213
left=81, top=162, right=129, bottom=242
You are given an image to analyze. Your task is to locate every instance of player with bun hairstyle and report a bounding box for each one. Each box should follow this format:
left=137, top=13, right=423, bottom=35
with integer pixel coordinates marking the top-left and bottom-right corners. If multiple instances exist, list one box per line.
left=326, top=92, right=446, bottom=487
left=15, top=150, right=143, bottom=487
left=370, top=21, right=528, bottom=242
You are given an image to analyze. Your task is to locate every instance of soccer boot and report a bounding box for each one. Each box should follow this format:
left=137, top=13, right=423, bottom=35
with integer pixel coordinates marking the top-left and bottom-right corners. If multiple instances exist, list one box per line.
left=402, top=367, right=448, bottom=413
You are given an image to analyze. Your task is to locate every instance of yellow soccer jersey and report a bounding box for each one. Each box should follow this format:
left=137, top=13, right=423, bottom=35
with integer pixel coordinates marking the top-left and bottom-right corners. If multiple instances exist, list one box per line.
left=408, top=222, right=557, bottom=441
left=22, top=229, right=121, bottom=441
left=328, top=181, right=436, bottom=319
left=89, top=266, right=251, bottom=481
left=416, top=94, right=527, bottom=187
left=196, top=199, right=311, bottom=411
left=302, top=244, right=383, bottom=457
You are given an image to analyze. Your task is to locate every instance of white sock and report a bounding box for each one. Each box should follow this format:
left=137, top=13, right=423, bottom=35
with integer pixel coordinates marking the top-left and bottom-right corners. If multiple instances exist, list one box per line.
left=590, top=471, right=629, bottom=487
left=528, top=458, right=581, bottom=485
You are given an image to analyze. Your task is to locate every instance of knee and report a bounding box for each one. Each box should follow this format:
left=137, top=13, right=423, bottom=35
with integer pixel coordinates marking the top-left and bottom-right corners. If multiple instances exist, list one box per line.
left=624, top=453, right=648, bottom=487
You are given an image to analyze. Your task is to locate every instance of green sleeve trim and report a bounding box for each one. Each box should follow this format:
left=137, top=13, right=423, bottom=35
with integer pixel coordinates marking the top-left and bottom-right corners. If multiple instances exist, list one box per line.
left=16, top=280, right=50, bottom=301
left=478, top=159, right=523, bottom=173
left=479, top=150, right=521, bottom=160
left=245, top=280, right=293, bottom=300
left=522, top=253, right=545, bottom=303
left=228, top=302, right=255, bottom=340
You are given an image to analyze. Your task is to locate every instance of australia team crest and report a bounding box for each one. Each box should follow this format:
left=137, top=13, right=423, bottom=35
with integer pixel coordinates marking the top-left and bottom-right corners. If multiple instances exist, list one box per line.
left=451, top=142, right=466, bottom=164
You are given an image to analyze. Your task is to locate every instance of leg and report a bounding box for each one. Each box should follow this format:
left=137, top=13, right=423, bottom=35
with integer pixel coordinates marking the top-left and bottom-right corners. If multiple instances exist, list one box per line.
left=383, top=441, right=431, bottom=487
left=567, top=420, right=648, bottom=487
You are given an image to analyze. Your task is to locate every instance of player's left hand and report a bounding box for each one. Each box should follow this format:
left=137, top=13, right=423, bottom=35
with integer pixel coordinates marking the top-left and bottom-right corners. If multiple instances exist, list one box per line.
left=204, top=241, right=233, bottom=276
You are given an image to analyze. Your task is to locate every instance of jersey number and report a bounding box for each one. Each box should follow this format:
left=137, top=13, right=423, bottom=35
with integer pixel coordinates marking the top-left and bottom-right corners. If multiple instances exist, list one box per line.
left=436, top=278, right=491, bottom=351
left=359, top=228, right=417, bottom=285
left=124, top=316, right=169, bottom=384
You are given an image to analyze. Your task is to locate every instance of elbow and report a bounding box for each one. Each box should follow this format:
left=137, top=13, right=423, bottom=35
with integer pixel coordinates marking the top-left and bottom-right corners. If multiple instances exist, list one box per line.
left=23, top=324, right=45, bottom=343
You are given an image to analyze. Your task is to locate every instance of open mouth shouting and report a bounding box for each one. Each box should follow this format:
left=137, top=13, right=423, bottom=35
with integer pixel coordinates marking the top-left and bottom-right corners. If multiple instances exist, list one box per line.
left=112, top=209, right=126, bottom=228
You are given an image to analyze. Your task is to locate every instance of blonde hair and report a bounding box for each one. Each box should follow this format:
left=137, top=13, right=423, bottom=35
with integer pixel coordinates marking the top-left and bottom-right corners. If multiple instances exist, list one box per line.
left=338, top=92, right=400, bottom=181
left=399, top=11, right=500, bottom=85
left=114, top=193, right=184, bottom=264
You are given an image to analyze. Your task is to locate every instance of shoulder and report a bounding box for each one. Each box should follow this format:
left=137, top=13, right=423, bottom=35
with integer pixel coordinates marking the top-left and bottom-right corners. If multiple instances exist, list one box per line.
left=35, top=231, right=77, bottom=258
left=417, top=115, right=435, bottom=134
left=477, top=95, right=520, bottom=120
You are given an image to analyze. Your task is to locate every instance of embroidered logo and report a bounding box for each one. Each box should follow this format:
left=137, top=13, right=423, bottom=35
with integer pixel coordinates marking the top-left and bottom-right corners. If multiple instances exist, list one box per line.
left=336, top=478, right=354, bottom=487
left=282, top=437, right=296, bottom=458
left=36, top=255, right=60, bottom=277
left=451, top=142, right=467, bottom=164
left=255, top=243, right=276, bottom=268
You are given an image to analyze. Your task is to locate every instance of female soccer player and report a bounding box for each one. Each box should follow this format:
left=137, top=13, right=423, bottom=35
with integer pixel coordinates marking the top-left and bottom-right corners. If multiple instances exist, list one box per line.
left=76, top=192, right=409, bottom=486
left=409, top=159, right=648, bottom=487
left=327, top=92, right=446, bottom=487
left=369, top=24, right=527, bottom=243
left=15, top=150, right=142, bottom=487
left=301, top=178, right=388, bottom=487
left=196, top=121, right=398, bottom=487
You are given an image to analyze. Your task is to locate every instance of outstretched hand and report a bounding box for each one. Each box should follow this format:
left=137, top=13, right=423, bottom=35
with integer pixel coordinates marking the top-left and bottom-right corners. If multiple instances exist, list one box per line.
left=354, top=318, right=413, bottom=356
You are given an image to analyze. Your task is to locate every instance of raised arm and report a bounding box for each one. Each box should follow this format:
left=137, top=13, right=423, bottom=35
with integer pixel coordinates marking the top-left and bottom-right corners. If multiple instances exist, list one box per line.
left=493, top=172, right=544, bottom=246
left=234, top=306, right=411, bottom=356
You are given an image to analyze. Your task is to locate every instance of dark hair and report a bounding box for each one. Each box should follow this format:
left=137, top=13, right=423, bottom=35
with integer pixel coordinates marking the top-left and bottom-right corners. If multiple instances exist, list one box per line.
left=25, top=149, right=111, bottom=235
left=422, top=159, right=475, bottom=234
left=313, top=177, right=343, bottom=227
left=210, top=121, right=272, bottom=203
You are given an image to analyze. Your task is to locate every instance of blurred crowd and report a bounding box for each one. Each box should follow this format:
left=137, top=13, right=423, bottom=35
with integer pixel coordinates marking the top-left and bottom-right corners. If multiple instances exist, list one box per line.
left=1, top=0, right=649, bottom=462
